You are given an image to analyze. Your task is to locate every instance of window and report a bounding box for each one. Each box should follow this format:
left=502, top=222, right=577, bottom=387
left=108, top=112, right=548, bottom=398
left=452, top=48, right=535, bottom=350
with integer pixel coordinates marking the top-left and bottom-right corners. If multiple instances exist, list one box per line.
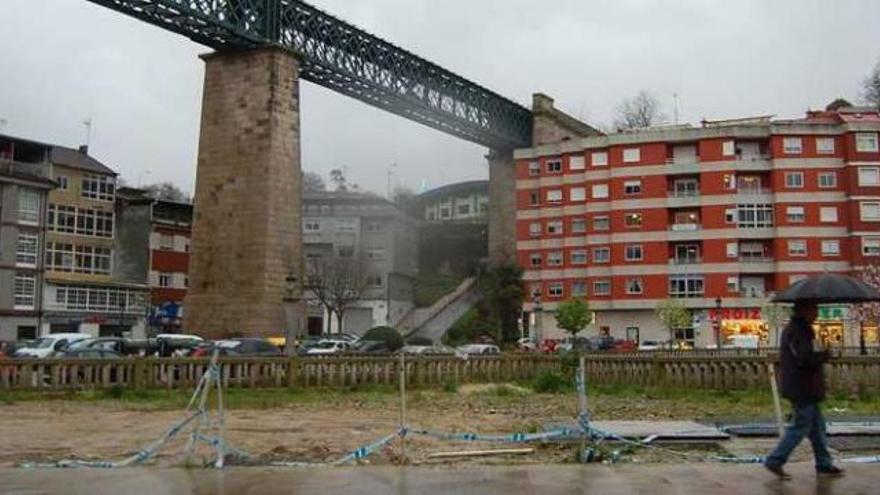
left=570, top=187, right=586, bottom=202
left=529, top=192, right=540, bottom=206
left=625, top=244, right=643, bottom=261
left=366, top=275, right=384, bottom=287
left=725, top=208, right=737, bottom=224
left=16, top=233, right=38, bottom=267
left=81, top=174, right=115, bottom=201
left=737, top=204, right=774, bottom=228
left=623, top=180, right=642, bottom=195
left=528, top=161, right=540, bottom=176
left=784, top=172, right=804, bottom=188
left=569, top=155, right=585, bottom=171
left=673, top=178, right=699, bottom=196
left=816, top=137, right=835, bottom=154
left=821, top=240, right=840, bottom=256
left=593, top=247, right=610, bottom=263
left=365, top=248, right=385, bottom=261
left=439, top=207, right=451, bottom=219
left=856, top=132, right=879, bottom=153
left=159, top=234, right=174, bottom=250
left=592, top=152, right=608, bottom=167
left=530, top=284, right=542, bottom=299
left=625, top=212, right=643, bottom=228
left=571, top=250, right=587, bottom=264
left=456, top=203, right=471, bottom=215
left=858, top=167, right=880, bottom=186
left=861, top=201, right=880, bottom=221
left=548, top=283, right=564, bottom=297
left=546, top=220, right=563, bottom=234
left=724, top=174, right=736, bottom=190
left=593, top=216, right=610, bottom=231
left=159, top=273, right=172, bottom=287
left=47, top=205, right=113, bottom=238
left=546, top=189, right=562, bottom=203
left=18, top=189, right=40, bottom=225
left=623, top=147, right=641, bottom=163
left=626, top=278, right=643, bottom=295
left=304, top=220, right=321, bottom=232
left=546, top=159, right=562, bottom=173
left=365, top=221, right=384, bottom=233
left=726, top=242, right=738, bottom=258
left=530, top=253, right=542, bottom=267
left=593, top=280, right=611, bottom=296
left=669, top=275, right=704, bottom=298
left=783, top=137, right=802, bottom=154
left=572, top=281, right=587, bottom=296
left=337, top=246, right=355, bottom=257
left=529, top=222, right=542, bottom=237
left=57, top=175, right=69, bottom=190
left=727, top=277, right=739, bottom=293
left=788, top=240, right=807, bottom=256
left=722, top=140, right=735, bottom=157
left=863, top=238, right=880, bottom=256
left=45, top=243, right=112, bottom=275
left=786, top=206, right=805, bottom=223
left=820, top=206, right=838, bottom=223
left=818, top=172, right=837, bottom=188
left=547, top=251, right=563, bottom=266
left=571, top=218, right=586, bottom=233
left=592, top=184, right=609, bottom=199
left=14, top=273, right=36, bottom=309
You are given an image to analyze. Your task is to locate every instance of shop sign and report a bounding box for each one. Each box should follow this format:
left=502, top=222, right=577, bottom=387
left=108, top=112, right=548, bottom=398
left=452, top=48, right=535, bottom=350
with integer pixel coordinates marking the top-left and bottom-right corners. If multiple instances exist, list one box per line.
left=709, top=308, right=761, bottom=320
left=817, top=306, right=847, bottom=321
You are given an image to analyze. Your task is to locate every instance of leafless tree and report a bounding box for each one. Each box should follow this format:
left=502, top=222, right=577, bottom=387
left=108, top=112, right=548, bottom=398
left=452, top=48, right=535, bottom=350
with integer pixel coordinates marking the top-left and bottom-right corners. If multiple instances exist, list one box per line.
left=305, top=251, right=368, bottom=334
left=852, top=260, right=880, bottom=353
left=864, top=58, right=880, bottom=109
left=143, top=181, right=191, bottom=203
left=302, top=170, right=326, bottom=192
left=613, top=90, right=666, bottom=131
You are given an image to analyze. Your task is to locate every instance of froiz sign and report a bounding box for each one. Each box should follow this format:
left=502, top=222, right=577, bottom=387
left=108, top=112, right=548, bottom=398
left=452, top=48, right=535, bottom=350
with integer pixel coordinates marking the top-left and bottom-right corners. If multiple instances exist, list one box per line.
left=708, top=308, right=762, bottom=320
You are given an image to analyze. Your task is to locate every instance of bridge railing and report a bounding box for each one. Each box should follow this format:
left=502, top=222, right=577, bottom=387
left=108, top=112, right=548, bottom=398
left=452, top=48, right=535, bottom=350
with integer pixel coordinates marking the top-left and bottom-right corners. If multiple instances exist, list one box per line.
left=2, top=353, right=878, bottom=395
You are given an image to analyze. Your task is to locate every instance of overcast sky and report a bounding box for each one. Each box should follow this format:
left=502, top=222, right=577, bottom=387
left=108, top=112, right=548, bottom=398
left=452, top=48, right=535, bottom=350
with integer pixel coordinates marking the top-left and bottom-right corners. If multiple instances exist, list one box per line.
left=2, top=0, right=879, bottom=196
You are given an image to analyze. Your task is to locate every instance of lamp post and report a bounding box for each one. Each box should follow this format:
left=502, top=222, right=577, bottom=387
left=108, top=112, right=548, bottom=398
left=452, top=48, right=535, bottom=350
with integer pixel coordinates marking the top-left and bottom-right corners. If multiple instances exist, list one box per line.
left=714, top=296, right=722, bottom=349
left=532, top=294, right=543, bottom=346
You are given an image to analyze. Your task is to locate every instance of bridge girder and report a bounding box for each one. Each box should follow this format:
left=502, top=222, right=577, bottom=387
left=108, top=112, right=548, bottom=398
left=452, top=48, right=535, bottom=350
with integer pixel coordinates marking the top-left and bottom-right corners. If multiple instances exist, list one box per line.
left=85, top=0, right=533, bottom=149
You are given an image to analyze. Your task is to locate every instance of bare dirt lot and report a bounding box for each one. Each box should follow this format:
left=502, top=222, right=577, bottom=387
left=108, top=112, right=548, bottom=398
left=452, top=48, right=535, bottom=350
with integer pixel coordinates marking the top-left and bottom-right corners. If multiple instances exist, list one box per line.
left=1, top=383, right=877, bottom=468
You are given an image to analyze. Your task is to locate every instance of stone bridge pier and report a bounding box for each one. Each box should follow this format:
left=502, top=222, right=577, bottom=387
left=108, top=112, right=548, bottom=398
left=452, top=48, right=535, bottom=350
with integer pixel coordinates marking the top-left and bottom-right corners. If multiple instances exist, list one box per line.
left=184, top=48, right=302, bottom=339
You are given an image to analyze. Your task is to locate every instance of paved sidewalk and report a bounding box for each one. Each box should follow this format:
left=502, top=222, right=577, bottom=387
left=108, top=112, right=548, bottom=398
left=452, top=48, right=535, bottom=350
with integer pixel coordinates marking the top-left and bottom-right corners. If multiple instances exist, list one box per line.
left=1, top=463, right=875, bottom=494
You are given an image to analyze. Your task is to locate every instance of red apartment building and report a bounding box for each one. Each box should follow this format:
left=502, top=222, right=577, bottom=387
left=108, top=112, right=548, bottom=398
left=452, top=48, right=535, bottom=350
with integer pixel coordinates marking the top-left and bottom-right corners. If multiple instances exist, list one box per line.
left=514, top=107, right=880, bottom=348
left=147, top=199, right=192, bottom=331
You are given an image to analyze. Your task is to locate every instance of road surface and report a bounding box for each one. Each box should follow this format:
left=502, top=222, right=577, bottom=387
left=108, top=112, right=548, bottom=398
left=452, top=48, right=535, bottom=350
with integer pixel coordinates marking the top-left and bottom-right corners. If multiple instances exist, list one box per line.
left=1, top=463, right=875, bottom=494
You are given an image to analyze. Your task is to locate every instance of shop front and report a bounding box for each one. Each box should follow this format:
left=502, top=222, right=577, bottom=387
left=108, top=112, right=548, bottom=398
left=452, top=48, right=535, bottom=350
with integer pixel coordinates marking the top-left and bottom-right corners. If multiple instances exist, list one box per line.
left=814, top=305, right=847, bottom=347
left=709, top=308, right=768, bottom=346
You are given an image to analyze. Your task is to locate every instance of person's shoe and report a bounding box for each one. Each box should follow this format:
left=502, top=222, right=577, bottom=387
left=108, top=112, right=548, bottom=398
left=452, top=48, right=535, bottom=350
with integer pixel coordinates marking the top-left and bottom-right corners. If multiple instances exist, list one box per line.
left=764, top=463, right=792, bottom=480
left=817, top=466, right=845, bottom=477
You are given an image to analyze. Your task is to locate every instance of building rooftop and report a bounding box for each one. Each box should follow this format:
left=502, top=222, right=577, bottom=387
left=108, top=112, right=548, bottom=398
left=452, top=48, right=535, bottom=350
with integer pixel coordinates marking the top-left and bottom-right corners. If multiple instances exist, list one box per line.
left=0, top=132, right=116, bottom=175
left=416, top=180, right=488, bottom=200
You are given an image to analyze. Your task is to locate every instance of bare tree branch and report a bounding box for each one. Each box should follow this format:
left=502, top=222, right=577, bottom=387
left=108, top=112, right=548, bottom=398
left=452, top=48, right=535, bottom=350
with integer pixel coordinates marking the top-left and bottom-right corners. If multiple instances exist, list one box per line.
left=613, top=90, right=667, bottom=131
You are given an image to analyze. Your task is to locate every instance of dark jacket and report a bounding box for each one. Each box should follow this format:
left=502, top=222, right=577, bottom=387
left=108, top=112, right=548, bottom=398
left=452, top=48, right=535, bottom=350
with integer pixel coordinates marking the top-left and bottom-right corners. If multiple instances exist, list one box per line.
left=778, top=316, right=828, bottom=404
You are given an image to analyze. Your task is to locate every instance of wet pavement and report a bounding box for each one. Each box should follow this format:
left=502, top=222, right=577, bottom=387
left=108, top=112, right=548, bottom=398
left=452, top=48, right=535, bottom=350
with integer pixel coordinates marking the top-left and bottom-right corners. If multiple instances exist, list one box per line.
left=1, top=463, right=876, bottom=495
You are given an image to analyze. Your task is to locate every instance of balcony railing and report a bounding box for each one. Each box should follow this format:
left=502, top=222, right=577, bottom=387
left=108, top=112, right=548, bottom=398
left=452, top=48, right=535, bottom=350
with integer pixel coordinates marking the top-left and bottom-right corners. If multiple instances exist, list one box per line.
left=669, top=223, right=701, bottom=232
left=669, top=257, right=702, bottom=265
left=0, top=159, right=50, bottom=180
left=668, top=190, right=700, bottom=198
left=736, top=187, right=771, bottom=195
left=739, top=256, right=773, bottom=263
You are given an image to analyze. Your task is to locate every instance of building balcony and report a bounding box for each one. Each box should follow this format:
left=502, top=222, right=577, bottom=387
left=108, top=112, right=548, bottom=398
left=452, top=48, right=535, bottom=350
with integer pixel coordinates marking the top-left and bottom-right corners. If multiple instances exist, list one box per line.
left=667, top=223, right=701, bottom=241
left=735, top=226, right=775, bottom=238
left=664, top=159, right=700, bottom=175
left=666, top=190, right=701, bottom=208
left=0, top=159, right=50, bottom=180
left=732, top=156, right=772, bottom=171
left=669, top=257, right=702, bottom=265
left=737, top=256, right=775, bottom=273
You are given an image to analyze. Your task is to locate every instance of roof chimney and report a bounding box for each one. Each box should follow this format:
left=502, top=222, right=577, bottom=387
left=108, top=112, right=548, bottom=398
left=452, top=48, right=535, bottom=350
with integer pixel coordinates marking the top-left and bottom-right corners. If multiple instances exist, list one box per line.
left=78, top=145, right=89, bottom=155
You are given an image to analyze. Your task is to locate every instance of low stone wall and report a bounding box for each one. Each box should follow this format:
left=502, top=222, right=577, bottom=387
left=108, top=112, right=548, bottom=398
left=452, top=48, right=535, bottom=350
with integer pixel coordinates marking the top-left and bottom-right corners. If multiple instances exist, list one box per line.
left=1, top=354, right=877, bottom=395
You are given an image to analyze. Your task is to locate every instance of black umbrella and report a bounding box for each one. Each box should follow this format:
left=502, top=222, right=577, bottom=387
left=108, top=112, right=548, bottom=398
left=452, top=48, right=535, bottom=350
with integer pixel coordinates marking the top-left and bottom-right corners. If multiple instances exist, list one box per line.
left=771, top=273, right=880, bottom=303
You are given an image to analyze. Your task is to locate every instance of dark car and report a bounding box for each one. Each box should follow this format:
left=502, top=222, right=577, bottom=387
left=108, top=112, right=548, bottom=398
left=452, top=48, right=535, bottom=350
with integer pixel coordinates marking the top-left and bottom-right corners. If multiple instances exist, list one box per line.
left=352, top=340, right=392, bottom=354
left=588, top=336, right=615, bottom=351
left=55, top=349, right=121, bottom=359
left=213, top=338, right=283, bottom=357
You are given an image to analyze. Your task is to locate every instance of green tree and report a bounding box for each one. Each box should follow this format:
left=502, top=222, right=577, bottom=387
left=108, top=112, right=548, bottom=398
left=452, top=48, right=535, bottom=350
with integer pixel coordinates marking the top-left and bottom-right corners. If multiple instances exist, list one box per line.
left=555, top=298, right=592, bottom=338
left=655, top=299, right=691, bottom=349
left=483, top=263, right=526, bottom=344
left=762, top=302, right=792, bottom=347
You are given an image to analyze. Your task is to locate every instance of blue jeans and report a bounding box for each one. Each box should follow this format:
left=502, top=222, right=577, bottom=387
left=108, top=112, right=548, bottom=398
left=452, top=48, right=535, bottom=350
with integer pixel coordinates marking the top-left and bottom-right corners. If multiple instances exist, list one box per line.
left=765, top=402, right=833, bottom=470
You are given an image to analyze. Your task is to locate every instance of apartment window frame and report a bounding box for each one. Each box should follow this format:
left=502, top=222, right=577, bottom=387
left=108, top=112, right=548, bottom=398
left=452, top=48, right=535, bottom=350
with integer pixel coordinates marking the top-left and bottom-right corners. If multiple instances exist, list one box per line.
left=786, top=206, right=805, bottom=223
left=18, top=188, right=41, bottom=225
left=546, top=220, right=563, bottom=235
left=528, top=191, right=541, bottom=206
left=788, top=239, right=808, bottom=257
left=569, top=187, right=586, bottom=202
left=784, top=172, right=804, bottom=188
left=592, top=183, right=609, bottom=199
left=571, top=218, right=587, bottom=234
left=81, top=174, right=116, bottom=202
left=783, top=137, right=803, bottom=155
left=304, top=221, right=321, bottom=232
left=856, top=132, right=879, bottom=153
left=624, top=212, right=643, bottom=228
left=625, top=278, right=644, bottom=295
left=624, top=244, right=644, bottom=262
left=858, top=167, right=880, bottom=187
left=456, top=203, right=471, bottom=216
left=571, top=250, right=587, bottom=265
left=528, top=161, right=540, bottom=176
left=815, top=137, right=835, bottom=154
left=548, top=283, right=564, bottom=297
left=623, top=147, right=641, bottom=163
left=722, top=140, right=735, bottom=157
left=593, top=280, right=611, bottom=296
left=818, top=172, right=837, bottom=188
left=861, top=201, right=880, bottom=222
left=529, top=253, right=542, bottom=267
left=737, top=204, right=774, bottom=228
left=529, top=222, right=542, bottom=237
left=669, top=274, right=704, bottom=298
left=862, top=237, right=880, bottom=256
left=546, top=251, right=563, bottom=266
left=14, top=273, right=37, bottom=310
left=546, top=159, right=563, bottom=174
left=572, top=281, right=587, bottom=297
left=158, top=273, right=172, bottom=288
left=821, top=239, right=840, bottom=256
left=57, top=175, right=69, bottom=190
left=591, top=151, right=608, bottom=167
left=16, top=233, right=39, bottom=267
left=593, top=247, right=610, bottom=264
left=623, top=180, right=642, bottom=196
left=546, top=189, right=563, bottom=203
left=820, top=206, right=838, bottom=223
left=569, top=155, right=585, bottom=171
left=593, top=216, right=610, bottom=231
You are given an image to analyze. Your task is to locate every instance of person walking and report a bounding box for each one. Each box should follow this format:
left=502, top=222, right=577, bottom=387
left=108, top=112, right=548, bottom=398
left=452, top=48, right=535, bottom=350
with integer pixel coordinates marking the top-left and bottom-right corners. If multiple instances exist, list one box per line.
left=763, top=300, right=844, bottom=479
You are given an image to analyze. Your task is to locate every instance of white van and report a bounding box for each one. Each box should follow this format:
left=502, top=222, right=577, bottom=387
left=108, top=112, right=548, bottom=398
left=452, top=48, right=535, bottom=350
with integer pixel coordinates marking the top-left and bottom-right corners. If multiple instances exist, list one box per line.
left=14, top=333, right=92, bottom=358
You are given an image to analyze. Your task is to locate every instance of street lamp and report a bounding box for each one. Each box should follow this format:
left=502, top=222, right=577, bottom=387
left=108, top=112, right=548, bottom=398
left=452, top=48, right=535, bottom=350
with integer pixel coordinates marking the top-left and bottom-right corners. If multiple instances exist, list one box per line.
left=714, top=296, right=722, bottom=349
left=532, top=294, right=542, bottom=345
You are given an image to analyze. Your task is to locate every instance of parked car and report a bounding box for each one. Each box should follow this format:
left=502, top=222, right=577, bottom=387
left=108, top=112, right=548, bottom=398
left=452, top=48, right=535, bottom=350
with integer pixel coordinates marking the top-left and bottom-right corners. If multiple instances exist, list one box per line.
left=456, top=344, right=500, bottom=356
left=517, top=338, right=537, bottom=352
left=214, top=338, right=283, bottom=357
left=14, top=333, right=92, bottom=358
left=540, top=339, right=560, bottom=353
left=587, top=335, right=615, bottom=351
left=319, top=333, right=359, bottom=343
left=638, top=340, right=664, bottom=351
left=0, top=341, right=32, bottom=358
left=55, top=349, right=121, bottom=359
left=353, top=340, right=393, bottom=354
left=611, top=339, right=637, bottom=353
left=306, top=340, right=353, bottom=355
left=401, top=344, right=456, bottom=356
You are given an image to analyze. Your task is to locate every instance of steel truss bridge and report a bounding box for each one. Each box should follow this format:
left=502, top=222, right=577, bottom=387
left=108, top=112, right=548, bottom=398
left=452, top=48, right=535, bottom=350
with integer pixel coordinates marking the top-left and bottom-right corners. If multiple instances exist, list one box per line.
left=85, top=0, right=533, bottom=149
